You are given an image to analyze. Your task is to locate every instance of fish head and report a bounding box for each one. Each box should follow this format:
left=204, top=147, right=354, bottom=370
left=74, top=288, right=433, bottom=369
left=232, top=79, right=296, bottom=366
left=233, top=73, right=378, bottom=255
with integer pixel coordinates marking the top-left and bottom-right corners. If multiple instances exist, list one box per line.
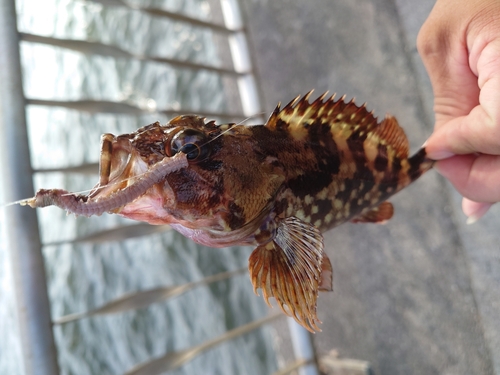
left=90, top=116, right=284, bottom=239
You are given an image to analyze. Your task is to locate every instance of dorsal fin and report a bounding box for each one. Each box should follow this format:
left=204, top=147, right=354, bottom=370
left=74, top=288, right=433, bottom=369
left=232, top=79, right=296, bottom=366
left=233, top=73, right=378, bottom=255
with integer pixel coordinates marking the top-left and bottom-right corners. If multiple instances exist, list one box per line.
left=265, top=91, right=409, bottom=158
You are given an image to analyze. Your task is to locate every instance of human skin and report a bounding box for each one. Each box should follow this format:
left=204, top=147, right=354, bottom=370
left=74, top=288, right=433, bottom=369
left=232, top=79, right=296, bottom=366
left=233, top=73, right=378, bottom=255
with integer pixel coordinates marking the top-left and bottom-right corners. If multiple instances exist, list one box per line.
left=418, top=0, right=500, bottom=222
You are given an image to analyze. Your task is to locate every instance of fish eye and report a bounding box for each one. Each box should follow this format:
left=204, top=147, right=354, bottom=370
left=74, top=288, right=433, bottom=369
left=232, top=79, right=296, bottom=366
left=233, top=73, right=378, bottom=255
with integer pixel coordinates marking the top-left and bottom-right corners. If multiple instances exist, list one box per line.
left=166, top=128, right=211, bottom=162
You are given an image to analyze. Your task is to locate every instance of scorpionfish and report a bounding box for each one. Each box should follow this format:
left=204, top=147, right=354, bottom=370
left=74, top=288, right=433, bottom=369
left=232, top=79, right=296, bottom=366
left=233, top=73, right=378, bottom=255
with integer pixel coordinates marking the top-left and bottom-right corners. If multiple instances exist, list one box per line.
left=88, top=92, right=433, bottom=332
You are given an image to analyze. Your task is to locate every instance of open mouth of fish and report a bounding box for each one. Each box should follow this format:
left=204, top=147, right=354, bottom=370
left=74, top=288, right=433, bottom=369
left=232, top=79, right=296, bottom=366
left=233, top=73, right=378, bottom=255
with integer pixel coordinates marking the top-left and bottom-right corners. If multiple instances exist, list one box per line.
left=21, top=132, right=188, bottom=217
left=88, top=133, right=148, bottom=202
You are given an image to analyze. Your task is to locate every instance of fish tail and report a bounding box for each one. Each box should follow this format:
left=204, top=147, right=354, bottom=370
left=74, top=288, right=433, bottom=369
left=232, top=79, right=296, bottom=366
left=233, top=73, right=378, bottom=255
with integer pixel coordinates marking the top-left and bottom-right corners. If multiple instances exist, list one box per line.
left=408, top=148, right=435, bottom=182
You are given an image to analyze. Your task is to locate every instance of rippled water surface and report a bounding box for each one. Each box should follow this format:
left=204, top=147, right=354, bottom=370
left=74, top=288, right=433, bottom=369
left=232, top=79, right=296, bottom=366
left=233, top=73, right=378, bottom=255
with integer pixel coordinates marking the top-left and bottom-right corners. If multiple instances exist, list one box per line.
left=0, top=1, right=277, bottom=374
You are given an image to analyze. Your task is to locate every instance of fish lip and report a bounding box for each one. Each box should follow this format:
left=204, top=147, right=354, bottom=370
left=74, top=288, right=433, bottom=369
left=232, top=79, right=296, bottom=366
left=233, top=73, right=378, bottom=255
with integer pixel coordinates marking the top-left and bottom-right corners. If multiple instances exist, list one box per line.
left=89, top=133, right=144, bottom=200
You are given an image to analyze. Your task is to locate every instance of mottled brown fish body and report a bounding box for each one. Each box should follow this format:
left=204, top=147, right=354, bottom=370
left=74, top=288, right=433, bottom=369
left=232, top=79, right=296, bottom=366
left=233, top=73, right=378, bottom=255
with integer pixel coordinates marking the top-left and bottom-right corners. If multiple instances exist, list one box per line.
left=253, top=97, right=433, bottom=232
left=25, top=92, right=434, bottom=333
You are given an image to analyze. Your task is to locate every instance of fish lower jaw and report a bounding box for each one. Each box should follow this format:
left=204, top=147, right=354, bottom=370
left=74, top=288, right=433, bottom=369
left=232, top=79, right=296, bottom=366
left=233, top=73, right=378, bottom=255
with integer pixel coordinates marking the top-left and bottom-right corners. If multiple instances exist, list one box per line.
left=117, top=201, right=173, bottom=225
left=118, top=198, right=244, bottom=245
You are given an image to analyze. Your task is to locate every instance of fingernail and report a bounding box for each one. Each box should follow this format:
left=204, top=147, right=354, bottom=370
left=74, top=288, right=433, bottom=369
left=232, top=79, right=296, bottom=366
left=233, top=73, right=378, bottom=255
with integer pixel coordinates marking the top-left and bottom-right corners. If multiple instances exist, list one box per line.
left=426, top=150, right=455, bottom=160
left=466, top=215, right=479, bottom=225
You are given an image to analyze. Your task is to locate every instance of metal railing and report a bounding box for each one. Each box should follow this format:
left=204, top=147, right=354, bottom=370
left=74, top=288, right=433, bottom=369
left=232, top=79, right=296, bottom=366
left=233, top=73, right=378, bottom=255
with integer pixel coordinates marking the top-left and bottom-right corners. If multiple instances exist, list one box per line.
left=0, top=0, right=60, bottom=374
left=0, top=0, right=319, bottom=374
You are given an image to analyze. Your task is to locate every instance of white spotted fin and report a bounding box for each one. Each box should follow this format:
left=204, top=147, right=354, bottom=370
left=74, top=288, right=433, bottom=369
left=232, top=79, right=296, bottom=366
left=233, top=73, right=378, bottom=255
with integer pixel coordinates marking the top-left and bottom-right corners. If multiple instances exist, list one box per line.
left=248, top=217, right=332, bottom=332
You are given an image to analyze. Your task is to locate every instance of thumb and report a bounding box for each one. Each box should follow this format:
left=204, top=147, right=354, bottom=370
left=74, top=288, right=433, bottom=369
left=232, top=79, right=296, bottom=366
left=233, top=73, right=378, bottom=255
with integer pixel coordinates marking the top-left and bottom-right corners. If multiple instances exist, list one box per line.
left=417, top=0, right=480, bottom=131
left=424, top=41, right=500, bottom=159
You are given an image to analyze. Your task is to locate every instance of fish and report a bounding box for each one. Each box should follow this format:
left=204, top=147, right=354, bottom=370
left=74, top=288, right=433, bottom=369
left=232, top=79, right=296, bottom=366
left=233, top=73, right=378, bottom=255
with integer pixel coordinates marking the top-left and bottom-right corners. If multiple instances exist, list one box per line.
left=23, top=91, right=434, bottom=332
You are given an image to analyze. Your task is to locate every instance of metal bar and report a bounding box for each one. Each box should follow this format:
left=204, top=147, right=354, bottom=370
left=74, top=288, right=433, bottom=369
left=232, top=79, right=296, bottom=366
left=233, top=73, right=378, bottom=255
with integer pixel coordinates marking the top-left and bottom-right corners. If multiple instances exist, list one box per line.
left=33, top=162, right=99, bottom=174
left=25, top=98, right=250, bottom=121
left=0, top=0, right=60, bottom=374
left=43, top=223, right=170, bottom=246
left=87, top=0, right=241, bottom=34
left=124, top=313, right=282, bottom=375
left=20, top=33, right=247, bottom=76
left=221, top=0, right=263, bottom=120
left=54, top=268, right=247, bottom=324
left=287, top=319, right=319, bottom=375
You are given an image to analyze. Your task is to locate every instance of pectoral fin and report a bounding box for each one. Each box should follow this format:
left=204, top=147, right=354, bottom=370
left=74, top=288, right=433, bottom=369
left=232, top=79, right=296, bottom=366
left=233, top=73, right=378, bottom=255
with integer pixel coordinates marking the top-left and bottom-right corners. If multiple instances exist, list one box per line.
left=350, top=201, right=394, bottom=223
left=248, top=217, right=330, bottom=332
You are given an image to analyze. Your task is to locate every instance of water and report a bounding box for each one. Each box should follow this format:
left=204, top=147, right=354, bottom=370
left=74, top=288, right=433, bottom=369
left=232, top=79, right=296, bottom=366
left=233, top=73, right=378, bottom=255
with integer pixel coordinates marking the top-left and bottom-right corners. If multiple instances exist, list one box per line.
left=0, top=1, right=278, bottom=374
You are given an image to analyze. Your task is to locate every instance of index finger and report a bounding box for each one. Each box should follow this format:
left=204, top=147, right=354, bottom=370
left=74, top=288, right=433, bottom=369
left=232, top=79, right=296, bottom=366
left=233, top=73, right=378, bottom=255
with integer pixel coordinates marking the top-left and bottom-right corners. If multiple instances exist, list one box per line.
left=425, top=100, right=500, bottom=159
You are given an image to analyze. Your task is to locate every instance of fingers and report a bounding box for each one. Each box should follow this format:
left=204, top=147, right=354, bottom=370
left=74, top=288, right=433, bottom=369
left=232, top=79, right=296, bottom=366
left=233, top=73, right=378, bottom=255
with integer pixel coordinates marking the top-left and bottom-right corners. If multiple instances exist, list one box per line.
left=434, top=154, right=500, bottom=203
left=418, top=0, right=500, bottom=220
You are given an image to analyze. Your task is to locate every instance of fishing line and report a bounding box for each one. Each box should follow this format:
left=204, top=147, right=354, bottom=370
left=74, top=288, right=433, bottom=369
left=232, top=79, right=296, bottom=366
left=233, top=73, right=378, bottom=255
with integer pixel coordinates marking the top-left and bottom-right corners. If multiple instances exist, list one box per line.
left=0, top=199, right=31, bottom=208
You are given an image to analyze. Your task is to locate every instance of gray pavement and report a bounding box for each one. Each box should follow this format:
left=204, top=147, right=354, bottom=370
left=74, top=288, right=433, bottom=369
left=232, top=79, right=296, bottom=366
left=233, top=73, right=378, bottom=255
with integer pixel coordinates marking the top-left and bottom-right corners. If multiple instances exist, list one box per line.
left=240, top=0, right=500, bottom=374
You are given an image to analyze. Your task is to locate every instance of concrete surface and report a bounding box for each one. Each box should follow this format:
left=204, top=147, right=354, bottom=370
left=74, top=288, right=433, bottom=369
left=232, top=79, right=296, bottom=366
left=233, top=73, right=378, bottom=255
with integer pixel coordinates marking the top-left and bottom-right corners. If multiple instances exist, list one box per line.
left=240, top=0, right=500, bottom=374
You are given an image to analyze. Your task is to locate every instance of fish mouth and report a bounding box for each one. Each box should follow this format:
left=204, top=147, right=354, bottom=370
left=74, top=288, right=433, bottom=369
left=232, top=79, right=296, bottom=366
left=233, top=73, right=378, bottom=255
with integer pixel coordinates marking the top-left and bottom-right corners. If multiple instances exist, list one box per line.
left=88, top=133, right=148, bottom=201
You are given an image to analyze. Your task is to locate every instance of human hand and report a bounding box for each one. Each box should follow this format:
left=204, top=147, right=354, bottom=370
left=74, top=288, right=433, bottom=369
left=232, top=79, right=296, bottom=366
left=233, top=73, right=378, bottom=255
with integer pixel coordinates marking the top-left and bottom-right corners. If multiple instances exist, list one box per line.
left=418, top=0, right=500, bottom=222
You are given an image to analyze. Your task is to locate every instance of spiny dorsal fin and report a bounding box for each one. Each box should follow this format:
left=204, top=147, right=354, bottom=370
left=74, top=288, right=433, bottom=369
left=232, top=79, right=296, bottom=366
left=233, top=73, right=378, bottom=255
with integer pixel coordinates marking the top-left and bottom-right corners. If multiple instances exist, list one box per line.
left=248, top=216, right=330, bottom=332
left=265, top=91, right=409, bottom=158
left=350, top=201, right=394, bottom=223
